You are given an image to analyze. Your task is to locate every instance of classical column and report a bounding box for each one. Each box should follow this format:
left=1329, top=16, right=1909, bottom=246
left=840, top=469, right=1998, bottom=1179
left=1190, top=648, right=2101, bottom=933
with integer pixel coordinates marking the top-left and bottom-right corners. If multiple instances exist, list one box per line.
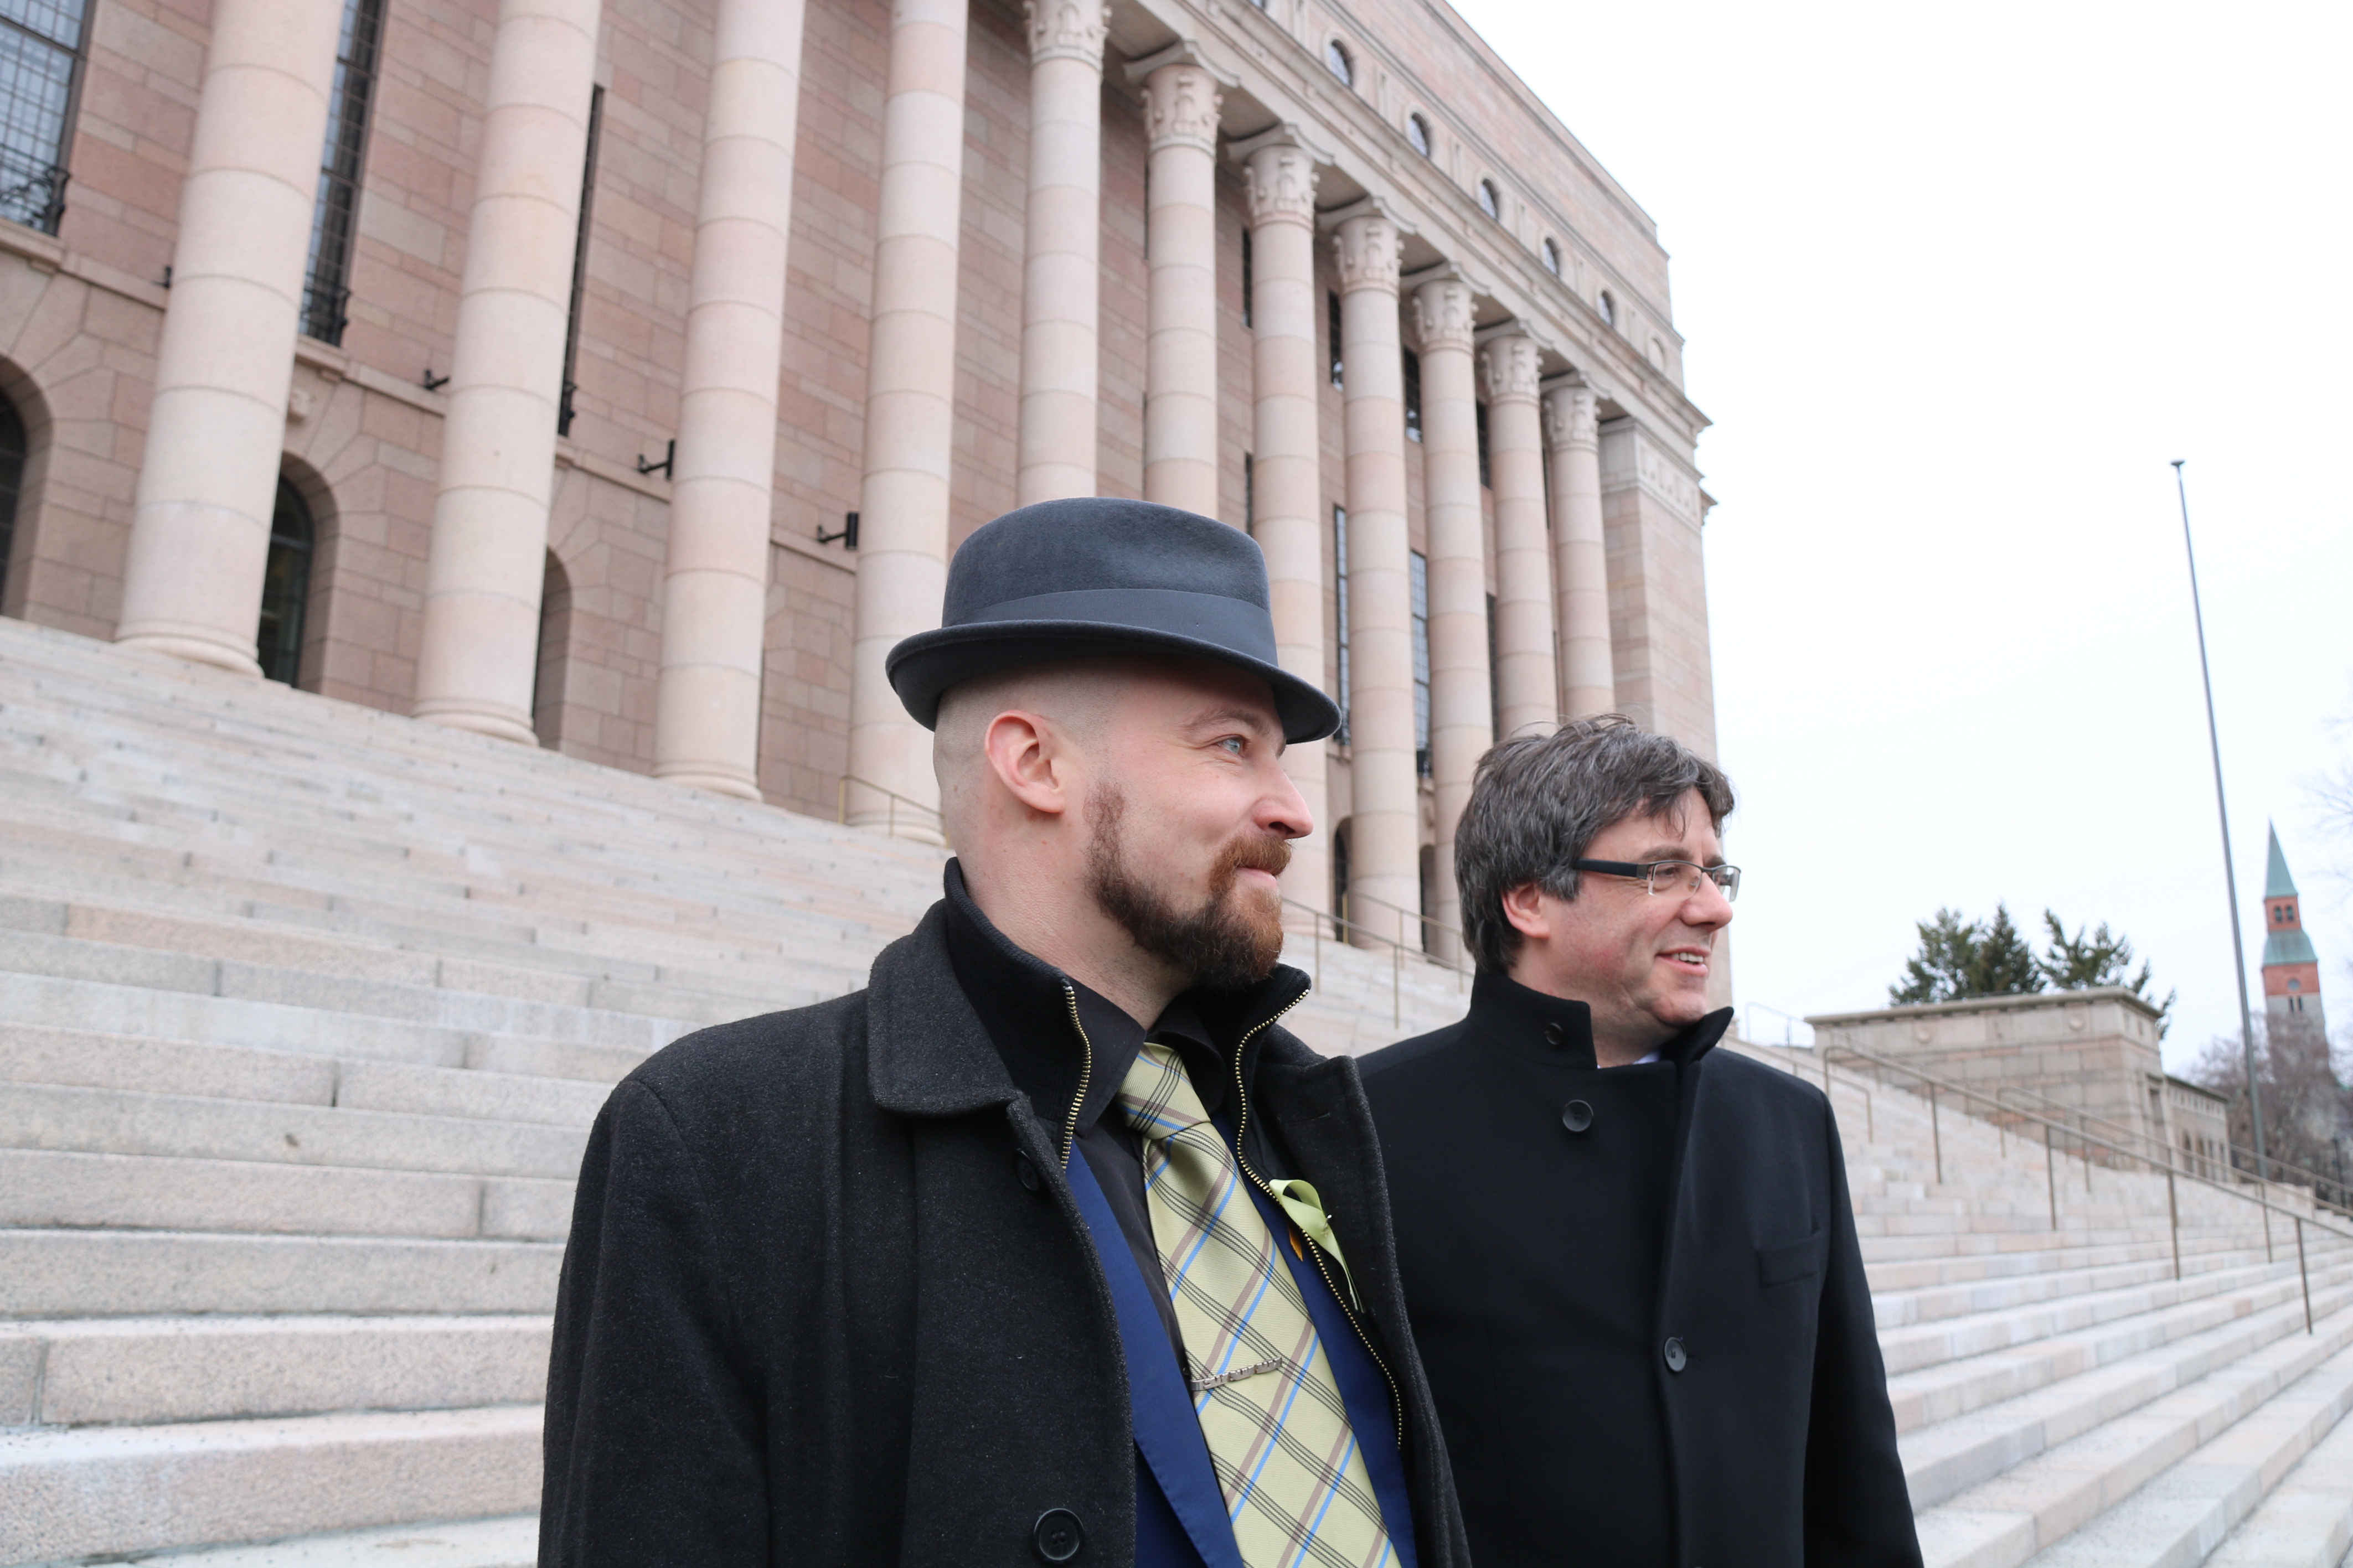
left=411, top=0, right=605, bottom=741
left=1242, top=137, right=1327, bottom=914
left=1332, top=208, right=1419, bottom=941
left=113, top=0, right=343, bottom=674
left=1478, top=330, right=1556, bottom=740
left=1411, top=275, right=1487, bottom=956
left=845, top=0, right=969, bottom=832
left=1138, top=59, right=1222, bottom=516
left=1544, top=377, right=1613, bottom=717
left=1015, top=1, right=1107, bottom=505
left=651, top=0, right=808, bottom=798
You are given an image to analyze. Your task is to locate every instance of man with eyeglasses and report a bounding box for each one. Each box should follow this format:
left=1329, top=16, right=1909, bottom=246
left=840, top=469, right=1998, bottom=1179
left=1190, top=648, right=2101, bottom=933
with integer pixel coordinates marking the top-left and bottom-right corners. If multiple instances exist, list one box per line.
left=1358, top=716, right=1918, bottom=1566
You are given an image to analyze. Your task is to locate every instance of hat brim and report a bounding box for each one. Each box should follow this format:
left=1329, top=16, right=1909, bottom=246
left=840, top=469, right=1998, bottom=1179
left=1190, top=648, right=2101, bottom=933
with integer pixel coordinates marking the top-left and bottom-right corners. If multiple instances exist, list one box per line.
left=887, top=620, right=1341, bottom=744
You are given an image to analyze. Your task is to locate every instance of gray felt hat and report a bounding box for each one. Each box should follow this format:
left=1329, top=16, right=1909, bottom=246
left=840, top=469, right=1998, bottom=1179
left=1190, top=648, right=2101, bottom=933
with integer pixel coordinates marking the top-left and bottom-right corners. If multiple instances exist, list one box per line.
left=885, top=498, right=1341, bottom=743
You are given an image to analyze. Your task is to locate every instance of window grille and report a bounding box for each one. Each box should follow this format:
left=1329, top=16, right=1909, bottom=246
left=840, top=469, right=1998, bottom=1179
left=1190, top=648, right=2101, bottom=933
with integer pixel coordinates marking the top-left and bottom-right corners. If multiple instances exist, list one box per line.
left=1332, top=504, right=1349, bottom=745
left=557, top=86, right=606, bottom=437
left=1410, top=549, right=1430, bottom=777
left=301, top=0, right=386, bottom=344
left=0, top=0, right=87, bottom=235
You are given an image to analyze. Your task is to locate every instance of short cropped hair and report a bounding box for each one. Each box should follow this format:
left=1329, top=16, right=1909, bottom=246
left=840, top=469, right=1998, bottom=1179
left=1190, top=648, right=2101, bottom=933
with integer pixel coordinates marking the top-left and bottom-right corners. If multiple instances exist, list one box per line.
left=1455, top=715, right=1736, bottom=974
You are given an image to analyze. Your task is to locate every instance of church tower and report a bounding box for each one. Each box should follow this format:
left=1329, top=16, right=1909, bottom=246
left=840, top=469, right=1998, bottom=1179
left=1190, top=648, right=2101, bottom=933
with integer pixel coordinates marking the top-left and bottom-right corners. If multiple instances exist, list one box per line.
left=2261, top=825, right=2326, bottom=1041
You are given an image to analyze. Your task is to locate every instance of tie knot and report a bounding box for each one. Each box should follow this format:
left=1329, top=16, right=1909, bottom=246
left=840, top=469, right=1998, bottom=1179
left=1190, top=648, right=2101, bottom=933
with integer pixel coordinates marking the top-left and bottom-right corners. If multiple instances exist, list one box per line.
left=1116, top=1039, right=1212, bottom=1143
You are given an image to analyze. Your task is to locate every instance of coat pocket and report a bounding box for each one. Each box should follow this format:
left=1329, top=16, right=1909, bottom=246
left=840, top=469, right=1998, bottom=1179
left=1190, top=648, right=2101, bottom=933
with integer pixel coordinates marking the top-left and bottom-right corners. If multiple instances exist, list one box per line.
left=1757, top=1229, right=1828, bottom=1288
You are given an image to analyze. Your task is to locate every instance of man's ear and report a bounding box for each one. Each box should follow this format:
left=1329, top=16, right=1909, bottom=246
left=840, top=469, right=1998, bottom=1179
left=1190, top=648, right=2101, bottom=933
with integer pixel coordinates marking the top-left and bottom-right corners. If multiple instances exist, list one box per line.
left=981, top=710, right=1070, bottom=817
left=1499, top=882, right=1553, bottom=942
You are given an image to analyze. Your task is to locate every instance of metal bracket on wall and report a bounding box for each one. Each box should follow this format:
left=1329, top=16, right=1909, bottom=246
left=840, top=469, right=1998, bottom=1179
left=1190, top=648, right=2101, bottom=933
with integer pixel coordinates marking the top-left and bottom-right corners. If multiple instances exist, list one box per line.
left=634, top=438, right=674, bottom=479
left=816, top=511, right=859, bottom=548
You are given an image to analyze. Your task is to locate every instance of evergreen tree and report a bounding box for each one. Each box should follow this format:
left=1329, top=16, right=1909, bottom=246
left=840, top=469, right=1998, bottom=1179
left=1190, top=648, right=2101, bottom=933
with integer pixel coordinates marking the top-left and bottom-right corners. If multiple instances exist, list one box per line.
left=2038, top=910, right=2177, bottom=1037
left=1968, top=904, right=2042, bottom=997
left=1890, top=904, right=2043, bottom=1004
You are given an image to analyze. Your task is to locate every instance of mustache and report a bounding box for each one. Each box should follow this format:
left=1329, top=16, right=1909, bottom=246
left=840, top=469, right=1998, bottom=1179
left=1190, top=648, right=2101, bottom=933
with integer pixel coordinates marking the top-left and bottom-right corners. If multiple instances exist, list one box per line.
left=1215, top=832, right=1293, bottom=882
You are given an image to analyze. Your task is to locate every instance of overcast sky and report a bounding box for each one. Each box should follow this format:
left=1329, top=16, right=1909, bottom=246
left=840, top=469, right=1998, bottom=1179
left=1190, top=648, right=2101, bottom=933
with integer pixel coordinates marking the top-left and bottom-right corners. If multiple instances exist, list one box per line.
left=1446, top=0, right=2353, bottom=1072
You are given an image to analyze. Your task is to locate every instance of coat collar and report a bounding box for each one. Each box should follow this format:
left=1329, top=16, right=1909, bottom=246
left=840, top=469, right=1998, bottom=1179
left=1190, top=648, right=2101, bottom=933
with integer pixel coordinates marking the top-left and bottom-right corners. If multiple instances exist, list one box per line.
left=869, top=861, right=1315, bottom=1123
left=1463, top=969, right=1733, bottom=1069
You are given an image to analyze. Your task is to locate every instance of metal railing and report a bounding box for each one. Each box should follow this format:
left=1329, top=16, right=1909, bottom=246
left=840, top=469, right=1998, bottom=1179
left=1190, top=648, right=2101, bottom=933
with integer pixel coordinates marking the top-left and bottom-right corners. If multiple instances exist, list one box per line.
left=1281, top=897, right=1469, bottom=1028
left=1337, top=888, right=1470, bottom=965
left=834, top=775, right=945, bottom=841
left=0, top=152, right=68, bottom=236
left=1743, top=1034, right=2353, bottom=1333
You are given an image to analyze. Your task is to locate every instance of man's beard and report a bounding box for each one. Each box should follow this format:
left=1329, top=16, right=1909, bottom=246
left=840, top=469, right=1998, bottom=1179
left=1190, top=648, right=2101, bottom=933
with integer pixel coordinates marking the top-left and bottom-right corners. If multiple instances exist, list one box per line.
left=1086, top=786, right=1291, bottom=993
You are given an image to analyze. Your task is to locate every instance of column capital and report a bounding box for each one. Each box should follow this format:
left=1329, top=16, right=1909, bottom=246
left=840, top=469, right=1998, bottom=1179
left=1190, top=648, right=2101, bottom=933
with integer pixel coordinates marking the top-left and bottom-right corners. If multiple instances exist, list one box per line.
left=1410, top=277, right=1476, bottom=354
left=1023, top=0, right=1108, bottom=65
left=1141, top=61, right=1222, bottom=153
left=1333, top=211, right=1402, bottom=296
left=1541, top=377, right=1599, bottom=451
left=1244, top=142, right=1318, bottom=229
left=1477, top=332, right=1540, bottom=405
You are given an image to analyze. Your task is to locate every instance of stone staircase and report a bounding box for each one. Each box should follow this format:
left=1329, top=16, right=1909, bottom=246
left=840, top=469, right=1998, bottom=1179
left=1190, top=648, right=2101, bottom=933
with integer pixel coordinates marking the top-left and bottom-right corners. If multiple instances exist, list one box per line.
left=1, top=615, right=2349, bottom=1566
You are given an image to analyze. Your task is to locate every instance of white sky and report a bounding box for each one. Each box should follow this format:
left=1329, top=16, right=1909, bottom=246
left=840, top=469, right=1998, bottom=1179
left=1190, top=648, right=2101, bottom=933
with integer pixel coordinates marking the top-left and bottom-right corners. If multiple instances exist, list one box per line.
left=1446, top=0, right=2353, bottom=1071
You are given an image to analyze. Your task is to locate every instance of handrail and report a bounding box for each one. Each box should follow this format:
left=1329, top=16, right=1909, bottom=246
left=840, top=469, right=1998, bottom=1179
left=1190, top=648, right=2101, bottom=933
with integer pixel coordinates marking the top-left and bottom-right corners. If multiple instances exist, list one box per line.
left=1280, top=896, right=1471, bottom=1029
left=835, top=775, right=945, bottom=840
left=1745, top=1033, right=2353, bottom=1330
left=1339, top=889, right=1469, bottom=960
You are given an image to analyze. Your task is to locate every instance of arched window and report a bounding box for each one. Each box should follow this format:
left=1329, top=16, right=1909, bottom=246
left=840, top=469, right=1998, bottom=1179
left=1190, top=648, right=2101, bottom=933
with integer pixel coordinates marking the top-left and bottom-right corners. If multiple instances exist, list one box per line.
left=255, top=477, right=314, bottom=686
left=1540, top=237, right=1562, bottom=277
left=1477, top=178, right=1500, bottom=220
left=1406, top=112, right=1431, bottom=158
left=533, top=550, right=572, bottom=747
left=0, top=393, right=23, bottom=612
left=1597, top=288, right=1616, bottom=327
left=1324, top=38, right=1353, bottom=86
left=1649, top=335, right=1666, bottom=368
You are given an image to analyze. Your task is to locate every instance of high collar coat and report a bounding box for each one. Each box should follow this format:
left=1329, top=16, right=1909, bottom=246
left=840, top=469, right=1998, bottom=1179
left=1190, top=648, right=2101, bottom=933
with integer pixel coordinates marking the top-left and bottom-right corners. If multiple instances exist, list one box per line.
left=1359, top=975, right=1921, bottom=1568
left=540, top=898, right=1470, bottom=1568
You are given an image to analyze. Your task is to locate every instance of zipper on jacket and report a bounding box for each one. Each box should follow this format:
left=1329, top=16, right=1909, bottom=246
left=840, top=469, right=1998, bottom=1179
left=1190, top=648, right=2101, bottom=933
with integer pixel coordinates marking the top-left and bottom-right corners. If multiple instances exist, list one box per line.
left=1056, top=982, right=1093, bottom=1169
left=1226, top=996, right=1407, bottom=1456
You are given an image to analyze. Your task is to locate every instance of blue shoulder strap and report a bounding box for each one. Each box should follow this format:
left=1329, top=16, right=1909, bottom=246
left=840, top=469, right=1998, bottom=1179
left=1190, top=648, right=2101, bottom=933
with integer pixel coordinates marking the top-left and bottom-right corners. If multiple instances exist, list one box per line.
left=1062, top=1148, right=1246, bottom=1568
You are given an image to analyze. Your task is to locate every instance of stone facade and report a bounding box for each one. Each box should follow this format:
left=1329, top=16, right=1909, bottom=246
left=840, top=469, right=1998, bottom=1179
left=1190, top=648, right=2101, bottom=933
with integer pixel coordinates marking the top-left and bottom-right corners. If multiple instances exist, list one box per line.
left=1809, top=989, right=2232, bottom=1179
left=0, top=0, right=1714, bottom=925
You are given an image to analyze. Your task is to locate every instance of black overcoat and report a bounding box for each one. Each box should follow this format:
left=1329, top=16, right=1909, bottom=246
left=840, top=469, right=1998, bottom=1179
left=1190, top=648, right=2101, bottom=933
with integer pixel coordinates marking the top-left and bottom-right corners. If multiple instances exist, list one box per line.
left=1359, top=978, right=1921, bottom=1568
left=540, top=902, right=1470, bottom=1567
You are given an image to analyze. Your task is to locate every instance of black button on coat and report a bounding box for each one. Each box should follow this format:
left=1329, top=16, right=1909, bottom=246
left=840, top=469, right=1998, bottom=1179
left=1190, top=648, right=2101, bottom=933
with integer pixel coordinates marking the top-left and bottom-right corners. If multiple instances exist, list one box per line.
left=1359, top=973, right=1921, bottom=1568
left=540, top=898, right=1472, bottom=1567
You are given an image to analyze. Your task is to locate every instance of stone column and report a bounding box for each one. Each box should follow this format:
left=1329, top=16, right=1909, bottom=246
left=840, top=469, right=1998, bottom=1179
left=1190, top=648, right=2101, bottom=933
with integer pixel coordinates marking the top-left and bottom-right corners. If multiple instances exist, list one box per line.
left=651, top=0, right=808, bottom=799
left=1242, top=137, right=1327, bottom=914
left=1478, top=330, right=1556, bottom=741
left=1138, top=59, right=1222, bottom=516
left=411, top=0, right=605, bottom=742
left=113, top=0, right=344, bottom=675
left=1332, top=208, right=1418, bottom=941
left=1411, top=275, right=1487, bottom=957
left=1544, top=377, right=1613, bottom=717
left=845, top=0, right=969, bottom=832
left=1014, top=1, right=1107, bottom=506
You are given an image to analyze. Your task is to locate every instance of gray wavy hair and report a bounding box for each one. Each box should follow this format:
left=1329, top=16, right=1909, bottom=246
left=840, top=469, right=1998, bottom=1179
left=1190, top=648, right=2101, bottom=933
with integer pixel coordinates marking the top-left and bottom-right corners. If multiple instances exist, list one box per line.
left=1456, top=715, right=1736, bottom=974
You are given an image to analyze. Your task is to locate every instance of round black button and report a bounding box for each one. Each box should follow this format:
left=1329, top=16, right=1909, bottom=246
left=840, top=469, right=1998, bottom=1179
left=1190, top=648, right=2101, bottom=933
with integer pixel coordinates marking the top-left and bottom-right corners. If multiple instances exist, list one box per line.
left=1663, top=1337, right=1687, bottom=1373
left=1012, top=1152, right=1043, bottom=1193
left=1543, top=1022, right=1565, bottom=1046
left=1035, top=1508, right=1083, bottom=1562
left=1561, top=1099, right=1593, bottom=1133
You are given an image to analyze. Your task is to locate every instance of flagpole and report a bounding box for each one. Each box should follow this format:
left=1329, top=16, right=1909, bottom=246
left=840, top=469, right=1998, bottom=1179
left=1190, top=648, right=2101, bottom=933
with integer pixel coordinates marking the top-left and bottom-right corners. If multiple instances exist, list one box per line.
left=2174, top=459, right=2267, bottom=1181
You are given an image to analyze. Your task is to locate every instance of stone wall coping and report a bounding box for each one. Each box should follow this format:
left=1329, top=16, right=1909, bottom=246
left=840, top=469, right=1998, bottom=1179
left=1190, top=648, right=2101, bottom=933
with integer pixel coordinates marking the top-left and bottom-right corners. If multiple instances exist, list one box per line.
left=1807, top=986, right=2164, bottom=1029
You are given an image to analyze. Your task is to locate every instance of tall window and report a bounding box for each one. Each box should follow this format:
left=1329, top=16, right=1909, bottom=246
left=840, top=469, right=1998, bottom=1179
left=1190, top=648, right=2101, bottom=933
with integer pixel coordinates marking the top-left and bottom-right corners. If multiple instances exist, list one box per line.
left=1410, top=550, right=1430, bottom=777
left=0, top=392, right=23, bottom=610
left=557, top=86, right=606, bottom=437
left=1240, top=227, right=1252, bottom=328
left=0, top=0, right=88, bottom=234
left=1475, top=401, right=1490, bottom=488
left=301, top=0, right=386, bottom=344
left=1324, top=39, right=1353, bottom=87
left=1486, top=592, right=1499, bottom=741
left=1332, top=504, right=1349, bottom=744
left=1477, top=179, right=1500, bottom=221
left=1401, top=347, right=1421, bottom=442
left=1242, top=452, right=1254, bottom=535
left=1327, top=290, right=1343, bottom=389
left=255, top=478, right=314, bottom=686
left=1405, top=113, right=1431, bottom=159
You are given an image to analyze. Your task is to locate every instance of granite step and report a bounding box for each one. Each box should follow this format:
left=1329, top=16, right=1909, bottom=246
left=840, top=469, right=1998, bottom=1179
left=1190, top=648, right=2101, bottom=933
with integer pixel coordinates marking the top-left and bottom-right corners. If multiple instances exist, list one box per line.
left=0, top=1230, right=563, bottom=1318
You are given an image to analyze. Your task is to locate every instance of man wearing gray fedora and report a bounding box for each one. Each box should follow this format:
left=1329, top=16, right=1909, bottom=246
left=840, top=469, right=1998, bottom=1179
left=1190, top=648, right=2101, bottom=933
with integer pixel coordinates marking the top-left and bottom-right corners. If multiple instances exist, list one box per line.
left=542, top=498, right=1468, bottom=1567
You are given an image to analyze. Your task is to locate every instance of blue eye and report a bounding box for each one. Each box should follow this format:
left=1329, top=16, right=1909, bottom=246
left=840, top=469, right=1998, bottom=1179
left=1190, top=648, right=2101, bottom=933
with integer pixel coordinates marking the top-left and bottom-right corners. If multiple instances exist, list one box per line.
left=1220, top=737, right=1245, bottom=754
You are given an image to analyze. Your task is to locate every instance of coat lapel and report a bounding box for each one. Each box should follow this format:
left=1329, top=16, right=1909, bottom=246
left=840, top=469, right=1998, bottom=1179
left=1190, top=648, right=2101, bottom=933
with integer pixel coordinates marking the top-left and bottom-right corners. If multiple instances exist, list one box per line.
left=866, top=905, right=1025, bottom=1121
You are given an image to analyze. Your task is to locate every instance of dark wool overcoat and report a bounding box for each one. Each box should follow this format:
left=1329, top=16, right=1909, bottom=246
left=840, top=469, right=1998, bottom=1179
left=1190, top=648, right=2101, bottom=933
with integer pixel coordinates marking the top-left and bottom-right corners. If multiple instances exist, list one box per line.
left=1359, top=976, right=1922, bottom=1568
left=541, top=902, right=1471, bottom=1568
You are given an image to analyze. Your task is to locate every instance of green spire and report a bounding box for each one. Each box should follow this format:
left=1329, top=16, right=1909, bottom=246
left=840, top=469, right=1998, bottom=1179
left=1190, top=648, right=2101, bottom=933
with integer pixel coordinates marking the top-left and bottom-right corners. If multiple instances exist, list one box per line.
left=2265, top=824, right=2298, bottom=899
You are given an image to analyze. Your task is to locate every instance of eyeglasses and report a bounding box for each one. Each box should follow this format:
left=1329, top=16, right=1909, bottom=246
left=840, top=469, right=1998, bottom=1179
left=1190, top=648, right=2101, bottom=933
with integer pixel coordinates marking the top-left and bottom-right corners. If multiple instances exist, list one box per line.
left=1570, top=858, right=1740, bottom=902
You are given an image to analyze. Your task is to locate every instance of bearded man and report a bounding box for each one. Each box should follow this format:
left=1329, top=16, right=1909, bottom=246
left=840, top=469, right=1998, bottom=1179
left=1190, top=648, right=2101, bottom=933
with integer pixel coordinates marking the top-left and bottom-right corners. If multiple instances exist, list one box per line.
left=542, top=499, right=1468, bottom=1568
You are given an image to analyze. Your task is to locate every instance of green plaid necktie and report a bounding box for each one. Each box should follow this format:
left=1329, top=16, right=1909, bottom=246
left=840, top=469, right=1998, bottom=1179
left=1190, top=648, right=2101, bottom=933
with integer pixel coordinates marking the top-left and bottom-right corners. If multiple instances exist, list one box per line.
left=1116, top=1041, right=1396, bottom=1568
